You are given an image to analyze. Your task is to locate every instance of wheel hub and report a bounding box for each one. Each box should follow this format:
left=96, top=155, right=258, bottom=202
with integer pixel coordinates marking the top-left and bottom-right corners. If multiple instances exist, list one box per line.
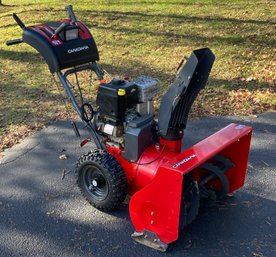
left=92, top=179, right=98, bottom=187
left=82, top=165, right=109, bottom=201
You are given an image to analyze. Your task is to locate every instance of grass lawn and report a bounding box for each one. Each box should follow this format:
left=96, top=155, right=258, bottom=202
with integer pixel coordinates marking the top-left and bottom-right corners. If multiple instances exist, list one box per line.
left=0, top=0, right=275, bottom=152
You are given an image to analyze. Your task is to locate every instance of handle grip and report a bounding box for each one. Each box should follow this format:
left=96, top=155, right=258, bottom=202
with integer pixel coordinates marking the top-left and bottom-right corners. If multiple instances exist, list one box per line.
left=6, top=38, right=23, bottom=46
left=13, top=13, right=25, bottom=29
left=66, top=5, right=77, bottom=22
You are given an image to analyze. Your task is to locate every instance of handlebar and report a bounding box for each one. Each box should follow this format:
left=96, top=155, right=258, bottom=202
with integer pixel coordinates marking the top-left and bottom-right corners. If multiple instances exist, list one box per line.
left=66, top=5, right=77, bottom=23
left=6, top=14, right=25, bottom=46
left=8, top=6, right=79, bottom=45
left=11, top=6, right=77, bottom=31
left=13, top=13, right=25, bottom=29
left=51, top=22, right=82, bottom=39
left=6, top=38, right=23, bottom=46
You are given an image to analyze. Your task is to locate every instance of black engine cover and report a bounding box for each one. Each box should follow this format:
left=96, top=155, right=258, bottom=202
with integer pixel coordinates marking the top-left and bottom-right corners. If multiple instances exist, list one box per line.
left=96, top=79, right=139, bottom=124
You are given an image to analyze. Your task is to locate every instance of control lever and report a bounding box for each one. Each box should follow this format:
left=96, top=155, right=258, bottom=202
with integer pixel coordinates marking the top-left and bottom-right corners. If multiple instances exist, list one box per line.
left=13, top=13, right=26, bottom=29
left=66, top=5, right=77, bottom=23
left=6, top=38, right=23, bottom=46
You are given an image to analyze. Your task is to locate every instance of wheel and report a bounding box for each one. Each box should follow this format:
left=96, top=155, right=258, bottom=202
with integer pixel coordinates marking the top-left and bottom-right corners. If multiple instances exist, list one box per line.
left=75, top=149, right=127, bottom=212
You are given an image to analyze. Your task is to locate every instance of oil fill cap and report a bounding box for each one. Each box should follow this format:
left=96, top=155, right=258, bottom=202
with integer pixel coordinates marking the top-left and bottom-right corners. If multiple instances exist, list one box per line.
left=118, top=88, right=126, bottom=96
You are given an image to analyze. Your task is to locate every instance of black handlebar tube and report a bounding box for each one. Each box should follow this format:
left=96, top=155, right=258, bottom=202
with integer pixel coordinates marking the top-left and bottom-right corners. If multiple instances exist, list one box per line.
left=57, top=71, right=106, bottom=150
left=64, top=64, right=93, bottom=77
left=63, top=63, right=104, bottom=80
left=91, top=62, right=104, bottom=80
left=6, top=38, right=23, bottom=46
left=6, top=14, right=25, bottom=45
left=66, top=5, right=77, bottom=23
left=13, top=13, right=26, bottom=29
left=51, top=23, right=82, bottom=39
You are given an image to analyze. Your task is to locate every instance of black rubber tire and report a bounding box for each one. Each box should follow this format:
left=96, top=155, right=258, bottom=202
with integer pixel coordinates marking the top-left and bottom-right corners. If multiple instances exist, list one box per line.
left=75, top=149, right=127, bottom=212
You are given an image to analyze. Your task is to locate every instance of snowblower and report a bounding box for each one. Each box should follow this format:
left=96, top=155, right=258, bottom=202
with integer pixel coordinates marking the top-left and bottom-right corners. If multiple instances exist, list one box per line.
left=7, top=6, right=252, bottom=252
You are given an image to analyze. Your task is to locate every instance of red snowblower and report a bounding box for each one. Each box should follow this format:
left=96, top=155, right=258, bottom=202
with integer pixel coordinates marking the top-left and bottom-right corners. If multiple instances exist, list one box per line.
left=7, top=6, right=252, bottom=252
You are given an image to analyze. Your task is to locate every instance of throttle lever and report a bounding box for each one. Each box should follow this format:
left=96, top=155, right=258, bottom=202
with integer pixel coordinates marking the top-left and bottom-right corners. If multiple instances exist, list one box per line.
left=13, top=13, right=26, bottom=29
left=66, top=5, right=77, bottom=23
left=6, top=39, right=23, bottom=46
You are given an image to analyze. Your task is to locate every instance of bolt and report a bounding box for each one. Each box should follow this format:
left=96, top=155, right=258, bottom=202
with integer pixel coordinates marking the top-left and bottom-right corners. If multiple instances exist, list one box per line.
left=150, top=220, right=154, bottom=225
left=150, top=211, right=154, bottom=216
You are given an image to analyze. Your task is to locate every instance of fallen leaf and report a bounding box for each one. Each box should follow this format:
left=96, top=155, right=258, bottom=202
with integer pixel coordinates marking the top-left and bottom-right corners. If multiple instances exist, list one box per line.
left=59, top=154, right=68, bottom=160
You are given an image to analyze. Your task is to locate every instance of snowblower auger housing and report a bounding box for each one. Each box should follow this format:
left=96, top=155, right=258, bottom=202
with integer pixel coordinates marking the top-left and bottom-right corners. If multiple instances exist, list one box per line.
left=7, top=5, right=253, bottom=252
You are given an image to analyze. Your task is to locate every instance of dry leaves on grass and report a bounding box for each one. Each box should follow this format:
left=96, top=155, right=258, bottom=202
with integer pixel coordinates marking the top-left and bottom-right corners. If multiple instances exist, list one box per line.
left=192, top=86, right=275, bottom=118
left=0, top=124, right=43, bottom=152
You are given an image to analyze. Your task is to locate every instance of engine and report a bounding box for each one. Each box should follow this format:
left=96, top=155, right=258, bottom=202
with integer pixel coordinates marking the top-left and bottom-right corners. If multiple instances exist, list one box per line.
left=94, top=76, right=159, bottom=162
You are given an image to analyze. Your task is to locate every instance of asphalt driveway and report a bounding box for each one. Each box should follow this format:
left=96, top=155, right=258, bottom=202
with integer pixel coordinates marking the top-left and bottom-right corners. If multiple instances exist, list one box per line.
left=0, top=112, right=275, bottom=257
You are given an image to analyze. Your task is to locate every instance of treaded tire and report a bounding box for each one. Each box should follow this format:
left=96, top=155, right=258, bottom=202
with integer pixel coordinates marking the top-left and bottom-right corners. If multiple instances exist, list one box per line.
left=75, top=149, right=127, bottom=212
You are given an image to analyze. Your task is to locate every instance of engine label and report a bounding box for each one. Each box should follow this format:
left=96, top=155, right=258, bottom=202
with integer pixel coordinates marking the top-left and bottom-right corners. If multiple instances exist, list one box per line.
left=172, top=154, right=197, bottom=169
left=103, top=124, right=114, bottom=135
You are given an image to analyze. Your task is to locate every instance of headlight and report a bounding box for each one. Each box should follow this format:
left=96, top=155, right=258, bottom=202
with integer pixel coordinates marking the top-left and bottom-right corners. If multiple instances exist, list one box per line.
left=65, top=28, right=79, bottom=40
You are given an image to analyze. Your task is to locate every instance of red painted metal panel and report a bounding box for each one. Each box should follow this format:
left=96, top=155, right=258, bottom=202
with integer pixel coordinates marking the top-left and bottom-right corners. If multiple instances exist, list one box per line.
left=165, top=123, right=252, bottom=174
left=129, top=123, right=252, bottom=244
left=129, top=166, right=184, bottom=244
left=107, top=144, right=178, bottom=195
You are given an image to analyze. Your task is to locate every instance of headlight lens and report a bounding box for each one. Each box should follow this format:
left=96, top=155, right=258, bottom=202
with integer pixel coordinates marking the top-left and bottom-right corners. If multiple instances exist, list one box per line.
left=65, top=28, right=79, bottom=40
